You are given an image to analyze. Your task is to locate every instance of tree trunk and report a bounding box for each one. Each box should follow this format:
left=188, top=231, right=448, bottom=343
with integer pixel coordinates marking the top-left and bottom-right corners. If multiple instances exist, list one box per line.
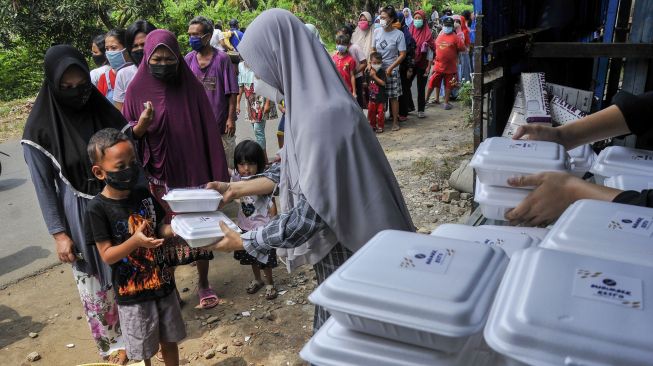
left=98, top=8, right=114, bottom=30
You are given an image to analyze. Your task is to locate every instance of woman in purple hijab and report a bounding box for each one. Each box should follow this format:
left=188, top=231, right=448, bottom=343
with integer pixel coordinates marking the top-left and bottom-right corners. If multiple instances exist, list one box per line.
left=123, top=29, right=229, bottom=309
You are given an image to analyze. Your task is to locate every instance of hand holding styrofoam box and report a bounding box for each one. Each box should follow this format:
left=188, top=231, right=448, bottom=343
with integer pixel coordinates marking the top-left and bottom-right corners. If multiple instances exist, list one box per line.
left=309, top=230, right=508, bottom=353
left=590, top=146, right=653, bottom=185
left=171, top=212, right=241, bottom=248
left=473, top=178, right=530, bottom=221
left=485, top=247, right=653, bottom=366
left=162, top=188, right=223, bottom=213
left=470, top=137, right=570, bottom=188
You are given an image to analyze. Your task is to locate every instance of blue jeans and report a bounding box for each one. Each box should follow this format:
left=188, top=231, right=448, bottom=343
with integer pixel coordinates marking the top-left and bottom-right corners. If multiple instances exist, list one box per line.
left=252, top=121, right=266, bottom=150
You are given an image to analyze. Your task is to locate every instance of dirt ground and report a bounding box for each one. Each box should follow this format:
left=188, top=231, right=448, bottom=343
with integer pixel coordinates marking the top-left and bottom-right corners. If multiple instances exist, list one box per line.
left=0, top=101, right=472, bottom=366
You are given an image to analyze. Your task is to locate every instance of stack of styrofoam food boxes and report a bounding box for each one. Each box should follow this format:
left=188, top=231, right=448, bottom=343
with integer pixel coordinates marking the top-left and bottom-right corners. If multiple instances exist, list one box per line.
left=484, top=199, right=653, bottom=365
left=590, top=146, right=653, bottom=188
left=300, top=230, right=511, bottom=365
left=163, top=189, right=241, bottom=248
left=470, top=137, right=570, bottom=221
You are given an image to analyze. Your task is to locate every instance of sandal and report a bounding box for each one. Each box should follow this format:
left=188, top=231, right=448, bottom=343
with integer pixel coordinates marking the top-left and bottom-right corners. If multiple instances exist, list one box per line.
left=376, top=128, right=384, bottom=134
left=391, top=125, right=401, bottom=131
left=246, top=280, right=265, bottom=294
left=265, top=285, right=278, bottom=300
left=198, top=287, right=220, bottom=309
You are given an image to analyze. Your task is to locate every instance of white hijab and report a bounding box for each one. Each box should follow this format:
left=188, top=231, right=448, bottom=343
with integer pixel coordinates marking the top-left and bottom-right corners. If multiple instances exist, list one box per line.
left=238, top=9, right=414, bottom=264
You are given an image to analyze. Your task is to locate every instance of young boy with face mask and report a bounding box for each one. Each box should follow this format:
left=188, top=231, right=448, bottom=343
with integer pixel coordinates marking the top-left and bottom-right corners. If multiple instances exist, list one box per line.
left=366, top=52, right=387, bottom=133
left=332, top=34, right=357, bottom=97
left=85, top=128, right=185, bottom=365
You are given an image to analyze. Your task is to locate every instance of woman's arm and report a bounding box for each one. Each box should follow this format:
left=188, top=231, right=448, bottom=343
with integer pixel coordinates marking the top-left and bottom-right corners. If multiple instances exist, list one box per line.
left=236, top=86, right=244, bottom=115
left=207, top=163, right=281, bottom=202
left=512, top=105, right=629, bottom=150
left=387, top=51, right=407, bottom=75
left=131, top=101, right=154, bottom=139
left=23, top=145, right=76, bottom=263
left=209, top=195, right=327, bottom=263
left=350, top=68, right=357, bottom=97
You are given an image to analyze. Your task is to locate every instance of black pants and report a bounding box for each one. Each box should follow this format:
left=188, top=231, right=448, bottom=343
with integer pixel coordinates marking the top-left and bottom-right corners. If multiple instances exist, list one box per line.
left=355, top=76, right=367, bottom=109
left=408, top=65, right=428, bottom=112
left=398, top=64, right=414, bottom=117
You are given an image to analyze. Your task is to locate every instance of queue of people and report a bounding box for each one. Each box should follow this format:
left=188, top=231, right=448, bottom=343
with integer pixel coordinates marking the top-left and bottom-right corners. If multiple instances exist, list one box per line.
left=22, top=7, right=414, bottom=366
left=330, top=5, right=475, bottom=132
left=20, top=4, right=652, bottom=366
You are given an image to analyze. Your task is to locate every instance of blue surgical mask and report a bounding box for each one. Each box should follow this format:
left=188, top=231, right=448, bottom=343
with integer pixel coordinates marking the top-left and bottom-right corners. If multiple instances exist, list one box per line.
left=105, top=49, right=126, bottom=70
left=414, top=19, right=424, bottom=28
left=444, top=26, right=454, bottom=34
left=336, top=45, right=347, bottom=53
left=189, top=35, right=205, bottom=52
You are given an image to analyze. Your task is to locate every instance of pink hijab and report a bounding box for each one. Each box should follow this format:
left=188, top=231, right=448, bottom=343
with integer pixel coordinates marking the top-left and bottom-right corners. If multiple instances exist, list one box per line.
left=122, top=29, right=228, bottom=188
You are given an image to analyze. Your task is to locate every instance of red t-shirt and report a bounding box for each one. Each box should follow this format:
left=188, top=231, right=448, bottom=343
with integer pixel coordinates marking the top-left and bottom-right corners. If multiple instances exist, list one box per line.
left=434, top=33, right=465, bottom=74
left=332, top=52, right=356, bottom=93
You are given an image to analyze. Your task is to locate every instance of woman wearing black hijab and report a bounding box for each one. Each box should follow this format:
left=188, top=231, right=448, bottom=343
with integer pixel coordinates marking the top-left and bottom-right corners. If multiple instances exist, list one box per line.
left=21, top=45, right=134, bottom=364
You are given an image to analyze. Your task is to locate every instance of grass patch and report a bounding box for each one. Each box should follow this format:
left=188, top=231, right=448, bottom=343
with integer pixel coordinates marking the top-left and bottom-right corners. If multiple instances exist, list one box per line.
left=0, top=96, right=34, bottom=143
left=411, top=157, right=436, bottom=176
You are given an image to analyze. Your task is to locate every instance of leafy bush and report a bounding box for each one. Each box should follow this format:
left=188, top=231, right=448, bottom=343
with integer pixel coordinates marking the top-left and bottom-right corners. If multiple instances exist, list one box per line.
left=0, top=46, right=42, bottom=101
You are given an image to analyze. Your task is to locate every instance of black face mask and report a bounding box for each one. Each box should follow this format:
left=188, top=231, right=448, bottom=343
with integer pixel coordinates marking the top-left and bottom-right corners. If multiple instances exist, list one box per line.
left=131, top=50, right=144, bottom=66
left=149, top=63, right=178, bottom=83
left=57, top=82, right=93, bottom=109
left=105, top=165, right=141, bottom=191
left=92, top=54, right=106, bottom=67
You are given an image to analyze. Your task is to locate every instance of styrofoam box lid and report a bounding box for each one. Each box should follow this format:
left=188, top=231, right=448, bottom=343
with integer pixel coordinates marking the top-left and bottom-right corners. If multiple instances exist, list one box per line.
left=539, top=199, right=653, bottom=266
left=485, top=247, right=653, bottom=366
left=300, top=318, right=501, bottom=366
left=590, top=146, right=653, bottom=178
left=474, top=179, right=530, bottom=207
left=568, top=144, right=596, bottom=169
left=604, top=174, right=653, bottom=191
left=162, top=188, right=222, bottom=201
left=470, top=137, right=568, bottom=174
left=431, top=224, right=534, bottom=258
left=309, top=230, right=508, bottom=338
left=171, top=212, right=240, bottom=239
left=480, top=225, right=549, bottom=243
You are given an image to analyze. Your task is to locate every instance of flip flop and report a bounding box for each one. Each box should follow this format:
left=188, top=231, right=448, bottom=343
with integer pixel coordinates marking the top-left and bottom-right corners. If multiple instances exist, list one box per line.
left=198, top=287, right=220, bottom=309
left=376, top=128, right=384, bottom=134
left=391, top=125, right=400, bottom=131
left=246, top=280, right=265, bottom=294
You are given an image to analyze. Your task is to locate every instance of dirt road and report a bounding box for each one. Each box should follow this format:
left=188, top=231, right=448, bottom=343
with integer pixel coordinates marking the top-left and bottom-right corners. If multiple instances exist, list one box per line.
left=0, top=102, right=472, bottom=366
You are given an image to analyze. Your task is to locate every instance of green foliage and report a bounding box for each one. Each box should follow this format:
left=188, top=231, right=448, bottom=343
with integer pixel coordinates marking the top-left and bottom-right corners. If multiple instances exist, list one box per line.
left=0, top=46, right=43, bottom=101
left=457, top=80, right=473, bottom=107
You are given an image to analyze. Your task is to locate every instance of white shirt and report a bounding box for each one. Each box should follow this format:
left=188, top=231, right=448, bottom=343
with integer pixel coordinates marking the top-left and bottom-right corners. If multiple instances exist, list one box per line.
left=90, top=65, right=110, bottom=87
left=113, top=64, right=138, bottom=104
left=211, top=30, right=225, bottom=51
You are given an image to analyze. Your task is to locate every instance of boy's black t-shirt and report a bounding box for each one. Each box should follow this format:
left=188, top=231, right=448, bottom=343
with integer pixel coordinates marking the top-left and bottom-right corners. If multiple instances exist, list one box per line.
left=86, top=187, right=174, bottom=305
left=366, top=68, right=387, bottom=104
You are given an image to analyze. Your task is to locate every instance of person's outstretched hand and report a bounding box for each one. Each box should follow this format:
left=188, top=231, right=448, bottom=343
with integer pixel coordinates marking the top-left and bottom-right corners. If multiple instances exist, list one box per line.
left=206, top=181, right=235, bottom=205
left=504, top=172, right=581, bottom=227
left=512, top=124, right=570, bottom=149
left=208, top=222, right=244, bottom=252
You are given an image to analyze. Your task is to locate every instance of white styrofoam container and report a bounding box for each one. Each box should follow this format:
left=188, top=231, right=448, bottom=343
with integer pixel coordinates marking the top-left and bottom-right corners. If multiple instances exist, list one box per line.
left=474, top=179, right=530, bottom=221
left=590, top=146, right=653, bottom=185
left=162, top=188, right=223, bottom=213
left=300, top=318, right=512, bottom=366
left=539, top=199, right=653, bottom=267
left=171, top=212, right=241, bottom=248
left=479, top=225, right=549, bottom=244
left=309, top=230, right=508, bottom=353
left=568, top=144, right=596, bottom=177
left=470, top=137, right=569, bottom=188
left=604, top=174, right=653, bottom=191
left=485, top=247, right=653, bottom=366
left=431, top=224, right=535, bottom=258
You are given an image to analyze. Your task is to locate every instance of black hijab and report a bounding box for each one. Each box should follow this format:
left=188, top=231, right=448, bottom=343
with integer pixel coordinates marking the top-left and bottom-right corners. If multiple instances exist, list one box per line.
left=22, top=45, right=128, bottom=197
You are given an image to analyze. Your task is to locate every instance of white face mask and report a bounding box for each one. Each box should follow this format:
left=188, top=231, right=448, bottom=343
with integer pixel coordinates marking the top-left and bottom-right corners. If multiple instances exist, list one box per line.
left=379, top=19, right=388, bottom=28
left=371, top=64, right=382, bottom=71
left=253, top=76, right=284, bottom=103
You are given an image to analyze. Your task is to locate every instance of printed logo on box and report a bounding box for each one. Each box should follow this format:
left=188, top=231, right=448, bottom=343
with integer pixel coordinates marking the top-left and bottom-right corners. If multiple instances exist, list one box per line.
left=607, top=211, right=653, bottom=237
left=476, top=238, right=505, bottom=247
left=199, top=216, right=216, bottom=223
left=400, top=247, right=454, bottom=274
left=572, top=269, right=643, bottom=309
left=630, top=153, right=653, bottom=161
left=508, top=142, right=537, bottom=151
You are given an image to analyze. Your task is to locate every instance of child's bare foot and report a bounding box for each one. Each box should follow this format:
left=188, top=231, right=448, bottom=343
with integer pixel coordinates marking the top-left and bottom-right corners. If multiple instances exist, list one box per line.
left=265, top=285, right=278, bottom=300
left=104, top=349, right=128, bottom=365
